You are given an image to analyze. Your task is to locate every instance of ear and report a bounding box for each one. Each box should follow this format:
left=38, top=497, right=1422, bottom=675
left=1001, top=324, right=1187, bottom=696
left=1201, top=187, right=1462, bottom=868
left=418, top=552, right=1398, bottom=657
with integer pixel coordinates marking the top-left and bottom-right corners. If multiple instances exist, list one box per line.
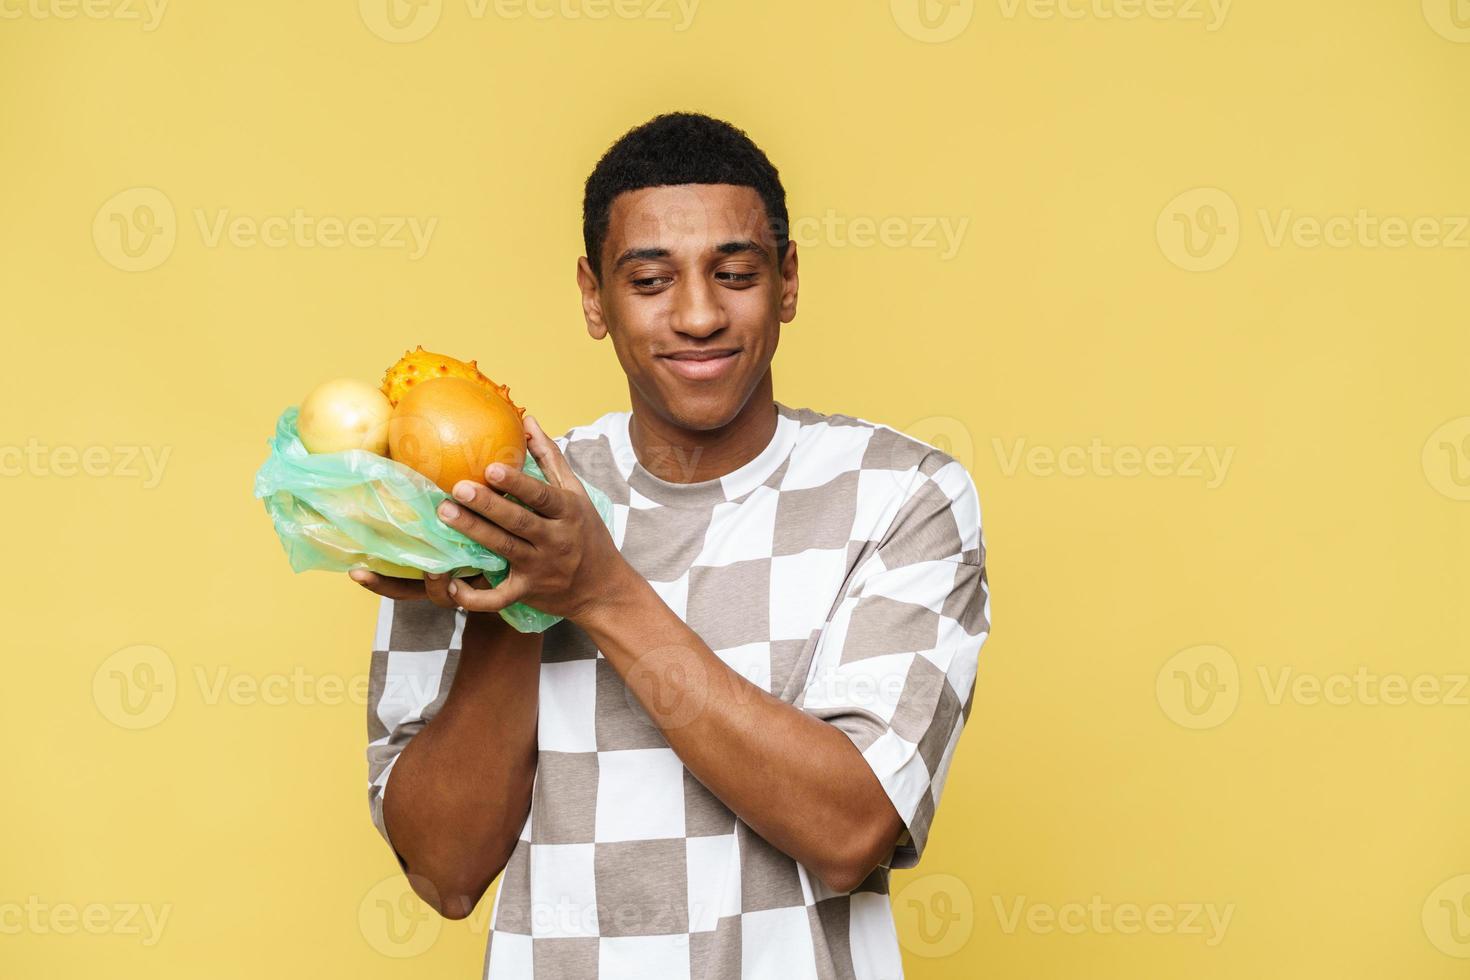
left=576, top=256, right=609, bottom=340
left=778, top=242, right=799, bottom=324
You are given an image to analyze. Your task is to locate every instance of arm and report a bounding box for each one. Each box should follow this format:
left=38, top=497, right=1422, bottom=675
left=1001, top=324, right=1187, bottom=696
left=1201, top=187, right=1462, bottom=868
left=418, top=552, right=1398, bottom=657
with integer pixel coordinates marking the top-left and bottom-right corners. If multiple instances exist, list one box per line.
left=433, top=417, right=983, bottom=894
left=360, top=588, right=541, bottom=920
left=573, top=459, right=989, bottom=886
left=576, top=569, right=902, bottom=893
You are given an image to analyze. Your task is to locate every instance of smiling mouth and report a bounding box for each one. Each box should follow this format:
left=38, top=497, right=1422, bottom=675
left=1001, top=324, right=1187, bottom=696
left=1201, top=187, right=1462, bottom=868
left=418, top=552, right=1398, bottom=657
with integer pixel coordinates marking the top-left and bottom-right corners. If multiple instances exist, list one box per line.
left=658, top=348, right=741, bottom=381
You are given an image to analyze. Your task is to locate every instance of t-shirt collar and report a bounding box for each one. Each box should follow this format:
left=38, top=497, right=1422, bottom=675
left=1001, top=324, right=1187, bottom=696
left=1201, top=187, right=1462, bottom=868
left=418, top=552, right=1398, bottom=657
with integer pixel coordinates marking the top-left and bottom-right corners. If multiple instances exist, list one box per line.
left=610, top=400, right=801, bottom=508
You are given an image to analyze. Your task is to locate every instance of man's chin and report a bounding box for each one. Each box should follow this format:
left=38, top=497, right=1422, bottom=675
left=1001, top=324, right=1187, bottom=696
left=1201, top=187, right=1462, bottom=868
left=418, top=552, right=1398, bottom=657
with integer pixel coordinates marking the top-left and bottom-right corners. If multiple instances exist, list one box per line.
left=651, top=384, right=753, bottom=434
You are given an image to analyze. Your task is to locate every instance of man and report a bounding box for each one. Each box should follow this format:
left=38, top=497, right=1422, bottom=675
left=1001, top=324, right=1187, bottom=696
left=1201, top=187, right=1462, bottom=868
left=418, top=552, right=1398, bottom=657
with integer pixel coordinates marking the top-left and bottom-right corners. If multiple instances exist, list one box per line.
left=353, top=112, right=990, bottom=979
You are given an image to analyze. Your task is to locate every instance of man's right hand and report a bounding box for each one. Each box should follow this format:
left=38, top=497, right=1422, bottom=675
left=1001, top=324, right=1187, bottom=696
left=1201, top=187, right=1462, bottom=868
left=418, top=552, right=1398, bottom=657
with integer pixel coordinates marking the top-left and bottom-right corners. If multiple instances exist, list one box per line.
left=349, top=569, right=490, bottom=609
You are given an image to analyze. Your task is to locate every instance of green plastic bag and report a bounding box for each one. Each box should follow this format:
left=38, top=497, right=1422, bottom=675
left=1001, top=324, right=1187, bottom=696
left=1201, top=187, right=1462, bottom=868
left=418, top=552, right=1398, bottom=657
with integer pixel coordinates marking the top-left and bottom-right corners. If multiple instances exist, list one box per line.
left=252, top=406, right=613, bottom=633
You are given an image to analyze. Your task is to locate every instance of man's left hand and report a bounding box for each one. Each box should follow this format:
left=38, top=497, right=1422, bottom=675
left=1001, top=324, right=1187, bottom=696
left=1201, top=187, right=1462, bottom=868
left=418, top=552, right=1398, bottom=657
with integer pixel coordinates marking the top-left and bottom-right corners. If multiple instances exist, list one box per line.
left=435, top=414, right=628, bottom=622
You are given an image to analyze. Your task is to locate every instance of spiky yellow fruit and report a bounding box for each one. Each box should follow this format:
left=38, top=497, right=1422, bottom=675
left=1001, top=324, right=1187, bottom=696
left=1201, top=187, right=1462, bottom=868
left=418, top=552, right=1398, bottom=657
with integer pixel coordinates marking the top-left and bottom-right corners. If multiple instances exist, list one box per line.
left=380, top=345, right=527, bottom=420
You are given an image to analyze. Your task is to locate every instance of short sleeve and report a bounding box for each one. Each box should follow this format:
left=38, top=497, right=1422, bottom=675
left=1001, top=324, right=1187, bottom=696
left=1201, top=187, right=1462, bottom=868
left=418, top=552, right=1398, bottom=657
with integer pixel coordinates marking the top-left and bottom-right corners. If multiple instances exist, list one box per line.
left=366, top=597, right=465, bottom=872
left=797, top=452, right=990, bottom=869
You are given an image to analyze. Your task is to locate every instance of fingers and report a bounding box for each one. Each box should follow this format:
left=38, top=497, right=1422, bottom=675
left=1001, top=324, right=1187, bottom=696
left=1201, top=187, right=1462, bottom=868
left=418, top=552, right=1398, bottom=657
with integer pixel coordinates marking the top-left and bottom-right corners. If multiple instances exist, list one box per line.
left=481, top=460, right=567, bottom=519
left=524, top=415, right=586, bottom=498
left=423, top=572, right=458, bottom=609
left=445, top=571, right=529, bottom=614
left=349, top=569, right=499, bottom=609
left=348, top=569, right=428, bottom=600
left=448, top=476, right=551, bottom=541
left=438, top=492, right=540, bottom=559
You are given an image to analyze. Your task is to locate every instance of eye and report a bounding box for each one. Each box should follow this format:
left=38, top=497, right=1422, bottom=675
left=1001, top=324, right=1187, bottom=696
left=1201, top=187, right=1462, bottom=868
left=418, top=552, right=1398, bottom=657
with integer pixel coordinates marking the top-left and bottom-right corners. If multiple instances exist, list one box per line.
left=716, top=271, right=758, bottom=284
left=632, top=276, right=673, bottom=289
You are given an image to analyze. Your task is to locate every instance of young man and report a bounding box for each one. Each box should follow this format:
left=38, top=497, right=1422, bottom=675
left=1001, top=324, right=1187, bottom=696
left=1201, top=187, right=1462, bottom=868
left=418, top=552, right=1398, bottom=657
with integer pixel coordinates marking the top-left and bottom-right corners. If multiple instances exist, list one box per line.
left=353, top=112, right=990, bottom=979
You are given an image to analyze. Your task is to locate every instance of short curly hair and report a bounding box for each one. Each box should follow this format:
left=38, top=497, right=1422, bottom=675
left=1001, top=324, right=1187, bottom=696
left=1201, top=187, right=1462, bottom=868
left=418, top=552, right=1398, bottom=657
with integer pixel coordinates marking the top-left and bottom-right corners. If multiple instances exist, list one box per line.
left=581, top=112, right=790, bottom=283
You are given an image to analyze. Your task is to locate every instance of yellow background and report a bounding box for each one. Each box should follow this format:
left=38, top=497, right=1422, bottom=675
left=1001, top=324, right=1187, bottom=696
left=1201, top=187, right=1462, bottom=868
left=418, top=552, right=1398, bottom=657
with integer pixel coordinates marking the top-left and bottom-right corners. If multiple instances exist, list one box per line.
left=3, top=1, right=1468, bottom=977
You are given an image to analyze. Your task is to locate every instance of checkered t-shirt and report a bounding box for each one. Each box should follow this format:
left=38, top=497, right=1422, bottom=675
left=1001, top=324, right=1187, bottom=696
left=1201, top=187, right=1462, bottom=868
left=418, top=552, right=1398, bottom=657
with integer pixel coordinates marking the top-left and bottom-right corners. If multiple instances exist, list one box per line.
left=366, top=400, right=990, bottom=979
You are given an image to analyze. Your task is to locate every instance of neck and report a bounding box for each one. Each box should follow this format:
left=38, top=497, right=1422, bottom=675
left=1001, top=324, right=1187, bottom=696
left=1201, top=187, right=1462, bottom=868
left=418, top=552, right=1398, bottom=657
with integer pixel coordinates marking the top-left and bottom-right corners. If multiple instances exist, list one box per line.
left=627, top=372, right=778, bottom=484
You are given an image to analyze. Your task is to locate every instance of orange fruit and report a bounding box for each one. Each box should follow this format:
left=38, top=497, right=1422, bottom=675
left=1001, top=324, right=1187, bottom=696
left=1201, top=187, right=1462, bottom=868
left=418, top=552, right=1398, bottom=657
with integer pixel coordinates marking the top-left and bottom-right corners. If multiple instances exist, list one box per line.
left=388, top=377, right=527, bottom=493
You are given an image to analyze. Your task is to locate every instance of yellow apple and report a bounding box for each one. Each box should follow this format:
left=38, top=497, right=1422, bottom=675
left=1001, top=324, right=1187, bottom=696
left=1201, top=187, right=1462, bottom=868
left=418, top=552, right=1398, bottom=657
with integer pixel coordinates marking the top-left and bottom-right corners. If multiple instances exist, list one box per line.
left=298, top=378, right=393, bottom=455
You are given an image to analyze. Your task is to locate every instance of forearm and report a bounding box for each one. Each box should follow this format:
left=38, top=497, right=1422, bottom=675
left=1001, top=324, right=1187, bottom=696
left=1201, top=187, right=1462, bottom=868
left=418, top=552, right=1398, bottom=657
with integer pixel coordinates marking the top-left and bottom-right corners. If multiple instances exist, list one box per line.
left=578, top=566, right=900, bottom=892
left=382, top=611, right=541, bottom=918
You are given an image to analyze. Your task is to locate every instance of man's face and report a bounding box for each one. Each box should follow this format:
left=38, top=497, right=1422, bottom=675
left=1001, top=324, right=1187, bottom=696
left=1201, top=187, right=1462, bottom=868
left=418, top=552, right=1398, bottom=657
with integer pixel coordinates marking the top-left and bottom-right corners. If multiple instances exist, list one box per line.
left=576, top=183, right=799, bottom=433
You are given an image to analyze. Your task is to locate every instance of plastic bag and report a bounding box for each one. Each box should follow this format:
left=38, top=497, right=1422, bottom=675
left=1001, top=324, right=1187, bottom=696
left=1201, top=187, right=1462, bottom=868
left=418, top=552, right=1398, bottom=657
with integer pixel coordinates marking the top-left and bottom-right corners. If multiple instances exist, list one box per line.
left=252, top=406, right=613, bottom=633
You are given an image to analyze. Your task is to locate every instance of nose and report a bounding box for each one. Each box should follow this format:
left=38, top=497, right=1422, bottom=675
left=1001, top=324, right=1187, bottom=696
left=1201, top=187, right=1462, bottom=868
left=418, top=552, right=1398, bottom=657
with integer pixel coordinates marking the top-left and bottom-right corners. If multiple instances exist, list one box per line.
left=670, top=273, right=727, bottom=339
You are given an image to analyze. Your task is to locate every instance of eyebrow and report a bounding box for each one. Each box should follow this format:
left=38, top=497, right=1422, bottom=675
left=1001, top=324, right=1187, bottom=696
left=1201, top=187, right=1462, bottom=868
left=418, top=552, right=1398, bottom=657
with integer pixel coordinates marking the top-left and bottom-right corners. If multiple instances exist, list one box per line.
left=611, top=239, right=768, bottom=272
